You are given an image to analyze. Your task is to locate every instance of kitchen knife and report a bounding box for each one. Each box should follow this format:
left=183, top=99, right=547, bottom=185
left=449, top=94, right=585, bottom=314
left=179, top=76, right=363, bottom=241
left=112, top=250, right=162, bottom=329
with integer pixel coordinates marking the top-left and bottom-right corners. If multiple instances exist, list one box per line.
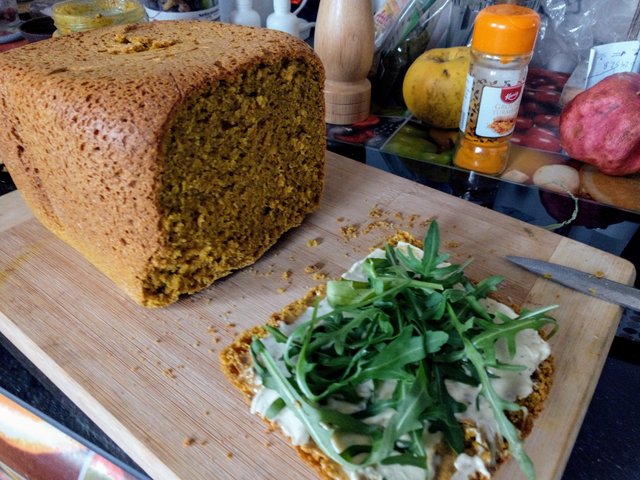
left=506, top=256, right=640, bottom=311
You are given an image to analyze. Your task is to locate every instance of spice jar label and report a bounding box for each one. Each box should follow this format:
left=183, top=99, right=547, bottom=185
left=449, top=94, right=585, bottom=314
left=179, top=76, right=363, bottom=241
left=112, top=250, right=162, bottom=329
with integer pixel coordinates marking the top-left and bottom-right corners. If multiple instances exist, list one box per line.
left=459, top=64, right=525, bottom=140
left=458, top=73, right=474, bottom=134
left=475, top=83, right=523, bottom=137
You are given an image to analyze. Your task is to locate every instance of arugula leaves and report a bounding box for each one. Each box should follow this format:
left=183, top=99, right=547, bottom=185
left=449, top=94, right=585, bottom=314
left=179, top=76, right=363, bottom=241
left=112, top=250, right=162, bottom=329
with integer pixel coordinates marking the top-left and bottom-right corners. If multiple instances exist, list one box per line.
left=250, top=221, right=558, bottom=479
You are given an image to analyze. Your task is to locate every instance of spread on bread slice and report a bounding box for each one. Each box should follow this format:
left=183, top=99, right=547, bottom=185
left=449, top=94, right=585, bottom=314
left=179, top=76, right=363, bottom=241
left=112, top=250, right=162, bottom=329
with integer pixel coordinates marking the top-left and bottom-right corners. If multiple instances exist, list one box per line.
left=221, top=222, right=558, bottom=480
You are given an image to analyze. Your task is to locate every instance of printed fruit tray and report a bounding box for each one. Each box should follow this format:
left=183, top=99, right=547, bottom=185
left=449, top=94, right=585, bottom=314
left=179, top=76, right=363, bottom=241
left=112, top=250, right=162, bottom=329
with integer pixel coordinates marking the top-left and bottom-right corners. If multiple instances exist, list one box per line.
left=326, top=68, right=639, bottom=216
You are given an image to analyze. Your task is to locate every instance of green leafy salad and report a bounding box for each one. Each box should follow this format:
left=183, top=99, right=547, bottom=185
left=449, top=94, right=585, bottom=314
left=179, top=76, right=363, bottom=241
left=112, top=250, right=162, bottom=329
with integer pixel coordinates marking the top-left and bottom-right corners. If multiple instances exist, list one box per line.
left=249, top=222, right=558, bottom=480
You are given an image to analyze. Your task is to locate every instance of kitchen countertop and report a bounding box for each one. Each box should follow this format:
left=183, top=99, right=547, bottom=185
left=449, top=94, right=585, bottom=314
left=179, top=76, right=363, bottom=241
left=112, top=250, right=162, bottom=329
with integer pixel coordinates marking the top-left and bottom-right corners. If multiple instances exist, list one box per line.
left=1, top=146, right=640, bottom=479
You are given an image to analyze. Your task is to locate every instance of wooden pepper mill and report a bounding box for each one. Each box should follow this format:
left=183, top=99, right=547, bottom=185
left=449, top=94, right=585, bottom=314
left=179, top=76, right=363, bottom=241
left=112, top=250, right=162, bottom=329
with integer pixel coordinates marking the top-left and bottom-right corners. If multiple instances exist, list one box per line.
left=314, top=0, right=375, bottom=125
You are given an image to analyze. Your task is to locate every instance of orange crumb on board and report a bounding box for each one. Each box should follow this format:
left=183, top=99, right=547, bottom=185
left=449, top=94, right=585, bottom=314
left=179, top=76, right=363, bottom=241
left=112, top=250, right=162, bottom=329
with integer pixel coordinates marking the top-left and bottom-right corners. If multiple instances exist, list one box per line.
left=368, top=205, right=386, bottom=218
left=304, top=263, right=322, bottom=274
left=363, top=220, right=394, bottom=234
left=407, top=214, right=420, bottom=227
left=340, top=224, right=360, bottom=239
left=183, top=437, right=195, bottom=447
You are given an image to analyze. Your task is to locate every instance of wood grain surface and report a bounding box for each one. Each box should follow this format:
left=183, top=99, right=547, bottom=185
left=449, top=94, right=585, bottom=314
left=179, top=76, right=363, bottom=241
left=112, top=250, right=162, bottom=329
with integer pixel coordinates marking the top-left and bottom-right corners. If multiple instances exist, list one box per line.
left=0, top=151, right=635, bottom=480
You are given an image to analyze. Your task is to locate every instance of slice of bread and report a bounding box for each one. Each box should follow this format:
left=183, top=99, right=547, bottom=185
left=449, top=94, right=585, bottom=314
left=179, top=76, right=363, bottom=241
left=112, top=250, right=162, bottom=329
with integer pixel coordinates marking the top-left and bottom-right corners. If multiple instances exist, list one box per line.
left=221, top=232, right=554, bottom=480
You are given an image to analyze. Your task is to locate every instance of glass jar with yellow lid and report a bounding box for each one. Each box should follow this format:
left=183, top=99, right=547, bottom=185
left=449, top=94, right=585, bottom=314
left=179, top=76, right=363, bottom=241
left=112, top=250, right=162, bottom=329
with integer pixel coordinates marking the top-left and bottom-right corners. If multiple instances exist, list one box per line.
left=52, top=0, right=147, bottom=36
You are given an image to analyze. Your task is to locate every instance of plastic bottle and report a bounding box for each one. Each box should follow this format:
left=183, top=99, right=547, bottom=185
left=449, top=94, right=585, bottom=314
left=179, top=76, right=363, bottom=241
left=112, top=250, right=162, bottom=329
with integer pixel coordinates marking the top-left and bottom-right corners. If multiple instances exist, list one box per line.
left=453, top=4, right=541, bottom=175
left=231, top=0, right=261, bottom=26
left=266, top=0, right=299, bottom=38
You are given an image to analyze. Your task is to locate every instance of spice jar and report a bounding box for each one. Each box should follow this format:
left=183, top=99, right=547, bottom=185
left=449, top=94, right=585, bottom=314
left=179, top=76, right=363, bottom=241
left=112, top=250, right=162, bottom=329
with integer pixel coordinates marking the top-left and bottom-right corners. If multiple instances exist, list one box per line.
left=52, top=0, right=147, bottom=36
left=453, top=4, right=540, bottom=175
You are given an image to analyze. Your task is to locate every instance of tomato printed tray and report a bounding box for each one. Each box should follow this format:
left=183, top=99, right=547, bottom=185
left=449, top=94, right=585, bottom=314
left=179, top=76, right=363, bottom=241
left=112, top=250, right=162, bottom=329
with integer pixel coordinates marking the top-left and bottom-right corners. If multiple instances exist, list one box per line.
left=326, top=67, right=640, bottom=215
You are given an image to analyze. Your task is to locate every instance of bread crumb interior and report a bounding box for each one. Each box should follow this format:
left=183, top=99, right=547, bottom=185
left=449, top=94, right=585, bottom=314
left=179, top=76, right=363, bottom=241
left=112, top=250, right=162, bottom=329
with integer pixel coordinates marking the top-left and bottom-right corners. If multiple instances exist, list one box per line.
left=143, top=59, right=324, bottom=306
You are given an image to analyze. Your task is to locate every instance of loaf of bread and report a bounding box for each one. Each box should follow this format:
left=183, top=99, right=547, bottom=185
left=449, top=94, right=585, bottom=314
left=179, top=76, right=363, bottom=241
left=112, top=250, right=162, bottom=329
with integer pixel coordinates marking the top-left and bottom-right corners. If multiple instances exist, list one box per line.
left=0, top=21, right=326, bottom=307
left=221, top=230, right=555, bottom=480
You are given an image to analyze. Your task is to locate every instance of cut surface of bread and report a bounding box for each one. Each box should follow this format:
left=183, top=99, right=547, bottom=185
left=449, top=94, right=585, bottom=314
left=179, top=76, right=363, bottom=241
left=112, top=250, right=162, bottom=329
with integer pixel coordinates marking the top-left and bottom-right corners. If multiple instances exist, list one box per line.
left=221, top=228, right=555, bottom=480
left=0, top=21, right=325, bottom=307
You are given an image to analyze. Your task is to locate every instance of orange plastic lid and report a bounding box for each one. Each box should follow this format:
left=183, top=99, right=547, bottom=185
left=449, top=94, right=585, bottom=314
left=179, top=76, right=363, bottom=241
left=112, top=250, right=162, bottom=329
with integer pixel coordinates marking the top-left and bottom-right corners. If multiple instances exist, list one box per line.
left=471, top=4, right=541, bottom=56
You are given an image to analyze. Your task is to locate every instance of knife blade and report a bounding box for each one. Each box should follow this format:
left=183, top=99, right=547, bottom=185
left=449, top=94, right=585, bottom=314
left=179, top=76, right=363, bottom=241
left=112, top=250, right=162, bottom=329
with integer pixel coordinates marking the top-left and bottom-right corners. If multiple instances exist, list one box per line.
left=506, top=256, right=640, bottom=311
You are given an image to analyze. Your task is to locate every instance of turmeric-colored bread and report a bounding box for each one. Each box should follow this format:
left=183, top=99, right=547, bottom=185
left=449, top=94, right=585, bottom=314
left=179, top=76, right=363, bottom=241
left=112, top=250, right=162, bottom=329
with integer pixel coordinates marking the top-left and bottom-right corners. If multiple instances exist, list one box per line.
left=0, top=21, right=326, bottom=307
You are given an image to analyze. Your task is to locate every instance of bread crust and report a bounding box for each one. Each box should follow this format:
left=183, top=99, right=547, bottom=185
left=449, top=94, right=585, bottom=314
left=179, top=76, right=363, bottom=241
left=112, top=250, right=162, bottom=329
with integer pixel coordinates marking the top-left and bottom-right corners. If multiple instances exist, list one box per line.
left=220, top=233, right=554, bottom=479
left=0, top=21, right=325, bottom=306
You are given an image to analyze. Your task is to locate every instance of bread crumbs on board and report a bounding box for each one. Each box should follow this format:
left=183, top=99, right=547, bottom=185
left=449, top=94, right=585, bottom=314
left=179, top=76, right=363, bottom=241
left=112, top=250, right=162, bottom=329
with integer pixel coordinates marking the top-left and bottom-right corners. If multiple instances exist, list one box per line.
left=304, top=263, right=322, bottom=274
left=363, top=220, right=394, bottom=234
left=368, top=205, right=386, bottom=218
left=340, top=224, right=360, bottom=239
left=183, top=437, right=196, bottom=447
left=407, top=213, right=420, bottom=228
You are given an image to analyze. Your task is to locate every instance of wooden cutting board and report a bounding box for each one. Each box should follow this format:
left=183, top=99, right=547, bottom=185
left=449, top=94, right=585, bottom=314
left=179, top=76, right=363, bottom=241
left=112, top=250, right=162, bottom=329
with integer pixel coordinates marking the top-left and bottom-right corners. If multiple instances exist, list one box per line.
left=0, top=151, right=635, bottom=480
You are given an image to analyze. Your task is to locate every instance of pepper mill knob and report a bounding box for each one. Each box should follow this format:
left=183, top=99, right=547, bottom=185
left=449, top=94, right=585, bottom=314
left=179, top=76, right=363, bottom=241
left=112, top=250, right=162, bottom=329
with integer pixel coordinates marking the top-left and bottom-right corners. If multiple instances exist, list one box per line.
left=314, top=0, right=374, bottom=125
